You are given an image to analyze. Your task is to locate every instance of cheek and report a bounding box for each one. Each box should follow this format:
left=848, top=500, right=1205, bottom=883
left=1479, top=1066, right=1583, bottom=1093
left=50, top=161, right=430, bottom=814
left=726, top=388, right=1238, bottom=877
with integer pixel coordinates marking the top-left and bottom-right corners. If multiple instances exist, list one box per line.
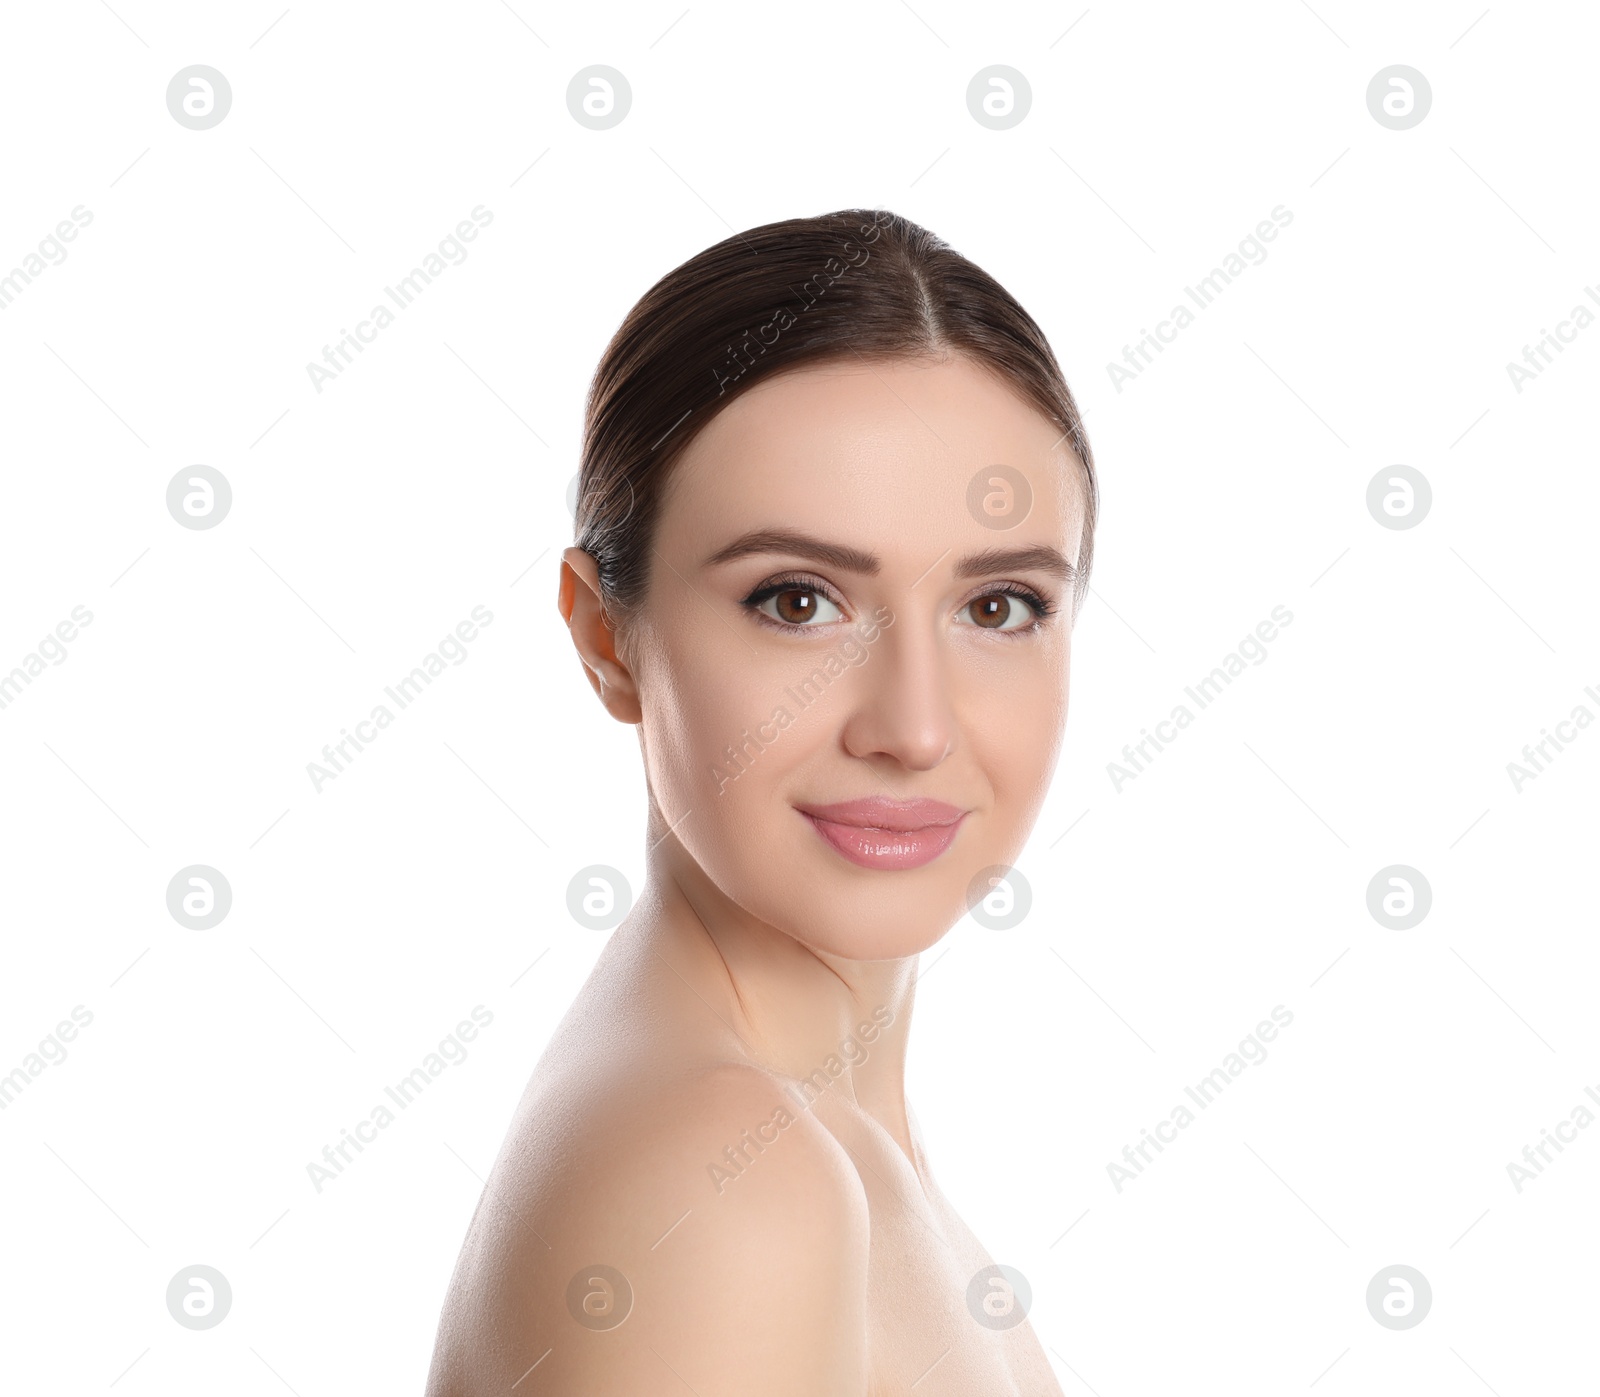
left=638, top=638, right=838, bottom=919
left=639, top=632, right=810, bottom=818
left=973, top=641, right=1070, bottom=816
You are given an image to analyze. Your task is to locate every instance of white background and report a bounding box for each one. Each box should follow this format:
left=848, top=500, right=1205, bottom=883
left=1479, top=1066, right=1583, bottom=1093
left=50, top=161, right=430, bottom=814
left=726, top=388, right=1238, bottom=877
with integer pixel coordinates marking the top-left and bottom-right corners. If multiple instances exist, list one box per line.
left=1, top=1, right=1596, bottom=1392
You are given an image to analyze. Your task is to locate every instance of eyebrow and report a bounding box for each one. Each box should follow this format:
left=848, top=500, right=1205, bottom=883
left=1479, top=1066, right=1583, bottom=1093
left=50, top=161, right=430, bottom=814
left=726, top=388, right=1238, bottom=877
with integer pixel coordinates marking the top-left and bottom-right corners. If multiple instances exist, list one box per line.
left=702, top=528, right=1078, bottom=584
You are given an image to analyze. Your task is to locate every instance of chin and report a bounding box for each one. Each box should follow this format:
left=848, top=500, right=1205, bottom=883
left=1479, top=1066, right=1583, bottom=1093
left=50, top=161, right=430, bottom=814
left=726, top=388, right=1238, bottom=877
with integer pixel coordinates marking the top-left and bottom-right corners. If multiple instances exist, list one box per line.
left=777, top=883, right=973, bottom=962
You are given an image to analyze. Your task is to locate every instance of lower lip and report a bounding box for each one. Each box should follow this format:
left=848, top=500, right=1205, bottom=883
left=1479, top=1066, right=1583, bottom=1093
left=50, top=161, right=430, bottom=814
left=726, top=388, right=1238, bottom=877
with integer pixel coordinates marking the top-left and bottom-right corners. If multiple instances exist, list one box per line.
left=800, top=811, right=965, bottom=870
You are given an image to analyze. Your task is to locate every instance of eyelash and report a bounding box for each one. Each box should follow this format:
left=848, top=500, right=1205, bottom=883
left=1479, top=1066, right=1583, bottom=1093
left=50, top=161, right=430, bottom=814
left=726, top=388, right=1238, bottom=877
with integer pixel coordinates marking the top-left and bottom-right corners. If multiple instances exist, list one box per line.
left=741, top=572, right=1056, bottom=636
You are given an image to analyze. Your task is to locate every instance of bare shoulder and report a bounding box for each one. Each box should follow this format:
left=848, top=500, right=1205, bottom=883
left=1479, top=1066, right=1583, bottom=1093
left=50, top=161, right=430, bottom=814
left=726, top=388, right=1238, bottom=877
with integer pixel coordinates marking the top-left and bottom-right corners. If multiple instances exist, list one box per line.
left=425, top=1060, right=870, bottom=1397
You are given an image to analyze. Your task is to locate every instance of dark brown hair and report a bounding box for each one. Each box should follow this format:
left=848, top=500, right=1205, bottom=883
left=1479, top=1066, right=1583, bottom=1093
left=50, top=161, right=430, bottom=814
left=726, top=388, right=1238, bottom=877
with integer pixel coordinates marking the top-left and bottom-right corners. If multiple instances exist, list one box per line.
left=576, top=208, right=1097, bottom=641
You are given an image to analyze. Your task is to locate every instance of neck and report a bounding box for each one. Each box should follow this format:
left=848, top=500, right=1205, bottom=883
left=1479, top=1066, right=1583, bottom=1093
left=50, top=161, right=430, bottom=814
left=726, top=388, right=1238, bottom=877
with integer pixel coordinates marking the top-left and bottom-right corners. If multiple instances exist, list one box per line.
left=629, top=821, right=921, bottom=1151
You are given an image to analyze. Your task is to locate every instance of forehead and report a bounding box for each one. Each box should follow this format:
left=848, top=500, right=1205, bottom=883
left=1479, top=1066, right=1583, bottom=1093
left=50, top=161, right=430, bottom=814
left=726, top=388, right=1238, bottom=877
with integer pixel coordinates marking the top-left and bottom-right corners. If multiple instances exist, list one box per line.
left=659, top=355, right=1085, bottom=570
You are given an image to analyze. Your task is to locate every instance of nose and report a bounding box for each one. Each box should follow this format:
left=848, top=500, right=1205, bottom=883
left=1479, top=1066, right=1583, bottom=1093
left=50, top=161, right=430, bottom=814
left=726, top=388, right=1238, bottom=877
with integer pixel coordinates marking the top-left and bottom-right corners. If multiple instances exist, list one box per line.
left=837, top=612, right=956, bottom=772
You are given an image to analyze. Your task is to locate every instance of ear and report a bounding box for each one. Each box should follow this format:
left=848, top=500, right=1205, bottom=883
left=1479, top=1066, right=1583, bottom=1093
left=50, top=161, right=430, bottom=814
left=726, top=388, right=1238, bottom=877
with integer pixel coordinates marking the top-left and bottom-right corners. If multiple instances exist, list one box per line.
left=558, top=547, right=643, bottom=724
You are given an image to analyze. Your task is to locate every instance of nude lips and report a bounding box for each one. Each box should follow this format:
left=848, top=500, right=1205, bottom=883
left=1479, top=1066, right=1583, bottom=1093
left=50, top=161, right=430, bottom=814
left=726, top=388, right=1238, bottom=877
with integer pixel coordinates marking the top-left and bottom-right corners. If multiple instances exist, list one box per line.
left=795, top=796, right=968, bottom=870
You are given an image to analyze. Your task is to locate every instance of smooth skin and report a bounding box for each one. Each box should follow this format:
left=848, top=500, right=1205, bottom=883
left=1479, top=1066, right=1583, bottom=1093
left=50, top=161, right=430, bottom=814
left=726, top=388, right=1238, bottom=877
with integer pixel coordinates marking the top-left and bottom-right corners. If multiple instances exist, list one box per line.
left=425, top=354, right=1083, bottom=1396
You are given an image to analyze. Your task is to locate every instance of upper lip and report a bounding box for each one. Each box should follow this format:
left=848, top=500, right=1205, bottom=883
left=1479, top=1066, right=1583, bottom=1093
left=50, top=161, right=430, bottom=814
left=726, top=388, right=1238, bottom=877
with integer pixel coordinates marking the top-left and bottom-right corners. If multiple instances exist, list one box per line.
left=795, top=796, right=968, bottom=831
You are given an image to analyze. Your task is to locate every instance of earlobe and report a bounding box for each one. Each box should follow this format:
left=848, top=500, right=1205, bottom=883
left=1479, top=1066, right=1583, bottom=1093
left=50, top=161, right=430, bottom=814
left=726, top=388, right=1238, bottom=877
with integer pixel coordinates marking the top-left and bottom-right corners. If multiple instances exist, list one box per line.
left=559, top=548, right=643, bottom=724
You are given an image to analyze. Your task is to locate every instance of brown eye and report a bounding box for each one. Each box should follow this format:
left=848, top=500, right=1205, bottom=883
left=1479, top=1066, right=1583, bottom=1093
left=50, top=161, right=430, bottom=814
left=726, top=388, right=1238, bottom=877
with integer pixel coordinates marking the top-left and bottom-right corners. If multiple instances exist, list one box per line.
left=773, top=589, right=817, bottom=624
left=961, top=592, right=1038, bottom=632
left=753, top=586, right=844, bottom=627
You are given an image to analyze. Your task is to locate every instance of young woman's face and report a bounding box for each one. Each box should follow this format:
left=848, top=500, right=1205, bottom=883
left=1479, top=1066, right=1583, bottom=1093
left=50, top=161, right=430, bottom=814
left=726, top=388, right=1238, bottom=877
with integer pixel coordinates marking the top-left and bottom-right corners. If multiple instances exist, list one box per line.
left=627, top=354, right=1085, bottom=960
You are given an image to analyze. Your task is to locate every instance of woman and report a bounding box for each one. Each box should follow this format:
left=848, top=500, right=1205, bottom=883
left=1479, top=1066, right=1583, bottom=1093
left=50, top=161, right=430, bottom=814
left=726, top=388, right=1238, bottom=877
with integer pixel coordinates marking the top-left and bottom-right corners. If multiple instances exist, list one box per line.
left=426, top=208, right=1098, bottom=1395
